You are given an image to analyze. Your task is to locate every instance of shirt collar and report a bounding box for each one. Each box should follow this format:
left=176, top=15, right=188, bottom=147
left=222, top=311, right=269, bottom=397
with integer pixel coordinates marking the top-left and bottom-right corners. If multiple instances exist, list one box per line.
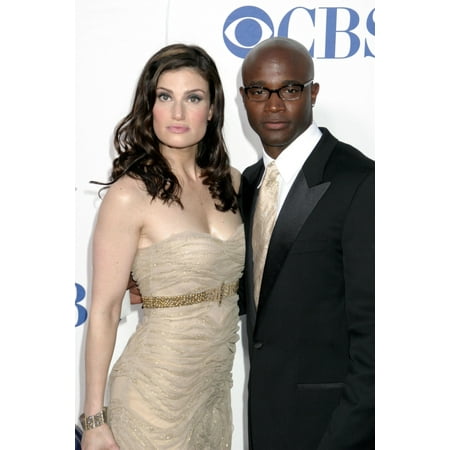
left=261, top=122, right=322, bottom=184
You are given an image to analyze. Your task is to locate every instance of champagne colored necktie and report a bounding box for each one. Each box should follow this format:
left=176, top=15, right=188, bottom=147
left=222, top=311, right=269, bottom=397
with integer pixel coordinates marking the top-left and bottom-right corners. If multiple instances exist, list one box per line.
left=252, top=161, right=280, bottom=307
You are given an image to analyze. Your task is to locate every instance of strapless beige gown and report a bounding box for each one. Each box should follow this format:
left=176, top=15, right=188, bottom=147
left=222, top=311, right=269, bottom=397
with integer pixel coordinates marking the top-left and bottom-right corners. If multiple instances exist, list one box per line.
left=108, top=224, right=245, bottom=449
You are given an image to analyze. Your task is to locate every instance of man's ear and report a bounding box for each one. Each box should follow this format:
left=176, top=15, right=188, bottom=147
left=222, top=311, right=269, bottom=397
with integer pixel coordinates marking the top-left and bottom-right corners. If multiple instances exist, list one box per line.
left=239, top=86, right=246, bottom=100
left=311, top=82, right=320, bottom=105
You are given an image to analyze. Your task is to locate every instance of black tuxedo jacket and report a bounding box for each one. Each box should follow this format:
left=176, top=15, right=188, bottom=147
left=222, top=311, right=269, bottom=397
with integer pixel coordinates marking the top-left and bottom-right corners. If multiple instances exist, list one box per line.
left=239, top=128, right=375, bottom=450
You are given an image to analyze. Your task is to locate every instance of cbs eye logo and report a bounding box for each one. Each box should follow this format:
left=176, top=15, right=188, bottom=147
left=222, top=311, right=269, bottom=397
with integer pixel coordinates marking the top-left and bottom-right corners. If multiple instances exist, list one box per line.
left=223, top=6, right=274, bottom=58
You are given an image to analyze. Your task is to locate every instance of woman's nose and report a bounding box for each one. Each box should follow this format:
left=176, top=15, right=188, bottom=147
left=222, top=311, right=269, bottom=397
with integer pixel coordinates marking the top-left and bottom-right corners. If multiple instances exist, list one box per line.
left=172, top=101, right=185, bottom=120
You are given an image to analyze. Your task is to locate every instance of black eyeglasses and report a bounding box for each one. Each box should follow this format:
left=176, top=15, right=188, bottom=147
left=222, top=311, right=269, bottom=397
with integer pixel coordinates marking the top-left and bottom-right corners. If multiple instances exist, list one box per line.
left=243, top=80, right=313, bottom=102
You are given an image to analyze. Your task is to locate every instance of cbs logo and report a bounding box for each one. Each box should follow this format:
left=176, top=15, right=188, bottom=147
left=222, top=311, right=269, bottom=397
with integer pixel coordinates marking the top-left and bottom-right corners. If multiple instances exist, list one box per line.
left=223, top=5, right=375, bottom=59
left=75, top=282, right=87, bottom=327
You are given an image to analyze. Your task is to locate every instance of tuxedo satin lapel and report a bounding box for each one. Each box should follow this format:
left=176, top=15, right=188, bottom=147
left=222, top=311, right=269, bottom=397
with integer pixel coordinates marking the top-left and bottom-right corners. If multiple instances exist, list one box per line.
left=250, top=128, right=338, bottom=329
left=256, top=128, right=337, bottom=312
left=257, top=171, right=331, bottom=313
left=242, top=165, right=262, bottom=224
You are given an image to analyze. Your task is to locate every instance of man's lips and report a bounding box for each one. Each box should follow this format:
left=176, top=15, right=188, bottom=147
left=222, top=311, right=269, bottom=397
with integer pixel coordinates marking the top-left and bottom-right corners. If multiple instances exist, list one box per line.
left=262, top=121, right=289, bottom=130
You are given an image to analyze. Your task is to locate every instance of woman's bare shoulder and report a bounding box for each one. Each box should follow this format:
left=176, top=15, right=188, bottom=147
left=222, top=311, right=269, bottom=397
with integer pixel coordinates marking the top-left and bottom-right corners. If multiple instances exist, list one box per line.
left=101, top=175, right=148, bottom=209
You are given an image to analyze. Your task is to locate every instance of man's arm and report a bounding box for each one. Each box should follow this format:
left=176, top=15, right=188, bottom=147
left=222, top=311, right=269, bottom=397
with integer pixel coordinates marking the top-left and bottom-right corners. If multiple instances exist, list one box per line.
left=318, top=169, right=375, bottom=450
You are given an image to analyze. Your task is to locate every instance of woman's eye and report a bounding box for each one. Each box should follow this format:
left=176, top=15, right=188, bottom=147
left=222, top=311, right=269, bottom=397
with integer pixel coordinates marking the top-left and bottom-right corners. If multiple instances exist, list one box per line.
left=157, top=92, right=171, bottom=101
left=188, top=95, right=202, bottom=103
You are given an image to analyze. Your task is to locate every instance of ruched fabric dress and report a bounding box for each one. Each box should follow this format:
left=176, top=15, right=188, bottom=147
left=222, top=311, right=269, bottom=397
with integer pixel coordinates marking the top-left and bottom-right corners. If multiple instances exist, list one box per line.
left=108, top=224, right=245, bottom=449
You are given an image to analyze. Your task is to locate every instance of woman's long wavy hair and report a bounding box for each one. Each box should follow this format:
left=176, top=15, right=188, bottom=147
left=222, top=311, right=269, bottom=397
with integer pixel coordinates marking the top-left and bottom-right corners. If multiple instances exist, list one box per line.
left=95, top=43, right=237, bottom=212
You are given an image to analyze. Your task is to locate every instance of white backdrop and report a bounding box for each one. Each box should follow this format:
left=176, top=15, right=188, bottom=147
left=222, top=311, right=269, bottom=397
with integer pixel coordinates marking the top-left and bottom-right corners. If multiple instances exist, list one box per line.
left=76, top=1, right=374, bottom=448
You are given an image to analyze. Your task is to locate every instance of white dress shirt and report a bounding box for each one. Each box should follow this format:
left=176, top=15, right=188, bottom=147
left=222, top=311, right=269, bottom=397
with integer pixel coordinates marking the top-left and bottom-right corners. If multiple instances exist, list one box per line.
left=259, top=122, right=323, bottom=216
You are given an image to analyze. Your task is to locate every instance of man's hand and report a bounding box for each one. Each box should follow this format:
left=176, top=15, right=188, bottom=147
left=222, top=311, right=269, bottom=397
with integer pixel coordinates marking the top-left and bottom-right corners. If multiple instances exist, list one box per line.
left=127, top=274, right=142, bottom=304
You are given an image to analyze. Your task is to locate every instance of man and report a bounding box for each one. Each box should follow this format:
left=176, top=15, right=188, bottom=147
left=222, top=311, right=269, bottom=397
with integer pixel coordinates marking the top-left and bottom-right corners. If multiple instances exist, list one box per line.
left=238, top=37, right=374, bottom=449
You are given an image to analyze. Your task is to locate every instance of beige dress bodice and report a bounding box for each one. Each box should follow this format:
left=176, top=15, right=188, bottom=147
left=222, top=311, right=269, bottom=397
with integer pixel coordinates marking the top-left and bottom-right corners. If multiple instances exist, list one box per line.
left=108, top=224, right=245, bottom=449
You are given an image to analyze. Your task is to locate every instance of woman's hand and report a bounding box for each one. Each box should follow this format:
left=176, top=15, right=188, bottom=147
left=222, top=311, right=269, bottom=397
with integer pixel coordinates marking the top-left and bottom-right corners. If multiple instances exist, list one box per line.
left=81, top=424, right=119, bottom=450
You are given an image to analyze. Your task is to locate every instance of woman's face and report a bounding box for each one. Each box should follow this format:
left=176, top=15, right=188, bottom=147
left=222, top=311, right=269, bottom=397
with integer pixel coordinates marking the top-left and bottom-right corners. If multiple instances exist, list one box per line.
left=153, top=68, right=213, bottom=153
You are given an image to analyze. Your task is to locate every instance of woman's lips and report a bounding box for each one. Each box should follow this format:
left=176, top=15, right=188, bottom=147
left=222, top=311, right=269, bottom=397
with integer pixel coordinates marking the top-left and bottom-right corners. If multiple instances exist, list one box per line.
left=167, top=125, right=189, bottom=133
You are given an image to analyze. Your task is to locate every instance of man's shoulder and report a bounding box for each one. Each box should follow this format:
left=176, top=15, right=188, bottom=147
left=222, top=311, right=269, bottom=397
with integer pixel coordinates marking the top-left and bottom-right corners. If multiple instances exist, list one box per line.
left=320, top=128, right=374, bottom=173
left=335, top=142, right=374, bottom=172
left=242, top=159, right=263, bottom=181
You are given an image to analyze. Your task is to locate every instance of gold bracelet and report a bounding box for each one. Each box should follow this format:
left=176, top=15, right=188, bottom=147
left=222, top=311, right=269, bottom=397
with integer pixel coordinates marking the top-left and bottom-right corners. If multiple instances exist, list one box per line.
left=79, top=407, right=107, bottom=431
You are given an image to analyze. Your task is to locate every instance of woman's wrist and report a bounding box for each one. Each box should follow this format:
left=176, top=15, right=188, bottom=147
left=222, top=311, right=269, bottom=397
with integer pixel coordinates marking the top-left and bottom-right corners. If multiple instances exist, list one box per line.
left=79, top=407, right=107, bottom=431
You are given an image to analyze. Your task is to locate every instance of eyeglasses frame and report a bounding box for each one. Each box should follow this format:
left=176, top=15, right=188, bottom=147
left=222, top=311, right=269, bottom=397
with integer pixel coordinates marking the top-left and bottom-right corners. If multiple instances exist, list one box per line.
left=243, top=80, right=314, bottom=102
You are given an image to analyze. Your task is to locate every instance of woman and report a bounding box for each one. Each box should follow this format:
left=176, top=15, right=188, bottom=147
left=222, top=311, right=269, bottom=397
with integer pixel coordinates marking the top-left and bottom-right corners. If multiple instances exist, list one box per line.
left=80, top=44, right=244, bottom=449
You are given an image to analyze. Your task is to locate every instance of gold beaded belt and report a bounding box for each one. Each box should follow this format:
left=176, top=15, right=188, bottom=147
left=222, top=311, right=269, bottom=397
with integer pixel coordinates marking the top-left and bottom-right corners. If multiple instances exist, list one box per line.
left=142, top=280, right=239, bottom=309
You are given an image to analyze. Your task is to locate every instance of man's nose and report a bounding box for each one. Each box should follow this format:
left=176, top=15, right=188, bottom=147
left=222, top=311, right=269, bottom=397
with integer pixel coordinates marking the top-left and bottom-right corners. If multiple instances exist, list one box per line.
left=264, top=92, right=285, bottom=112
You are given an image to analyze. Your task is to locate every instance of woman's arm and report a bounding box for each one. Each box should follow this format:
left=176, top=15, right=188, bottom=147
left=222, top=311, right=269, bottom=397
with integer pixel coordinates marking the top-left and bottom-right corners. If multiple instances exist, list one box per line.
left=82, top=178, right=142, bottom=448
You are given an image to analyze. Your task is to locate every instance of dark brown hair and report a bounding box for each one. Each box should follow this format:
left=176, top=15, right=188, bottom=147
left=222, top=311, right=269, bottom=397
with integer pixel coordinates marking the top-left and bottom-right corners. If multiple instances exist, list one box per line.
left=94, top=43, right=237, bottom=212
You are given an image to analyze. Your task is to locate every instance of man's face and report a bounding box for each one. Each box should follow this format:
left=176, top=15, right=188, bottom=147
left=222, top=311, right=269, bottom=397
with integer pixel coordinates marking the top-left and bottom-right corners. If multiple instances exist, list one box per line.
left=240, top=46, right=319, bottom=158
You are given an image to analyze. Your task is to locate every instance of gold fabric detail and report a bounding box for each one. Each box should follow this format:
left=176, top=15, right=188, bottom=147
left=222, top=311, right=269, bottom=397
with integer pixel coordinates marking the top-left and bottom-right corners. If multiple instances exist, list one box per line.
left=252, top=162, right=280, bottom=307
left=141, top=281, right=239, bottom=308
